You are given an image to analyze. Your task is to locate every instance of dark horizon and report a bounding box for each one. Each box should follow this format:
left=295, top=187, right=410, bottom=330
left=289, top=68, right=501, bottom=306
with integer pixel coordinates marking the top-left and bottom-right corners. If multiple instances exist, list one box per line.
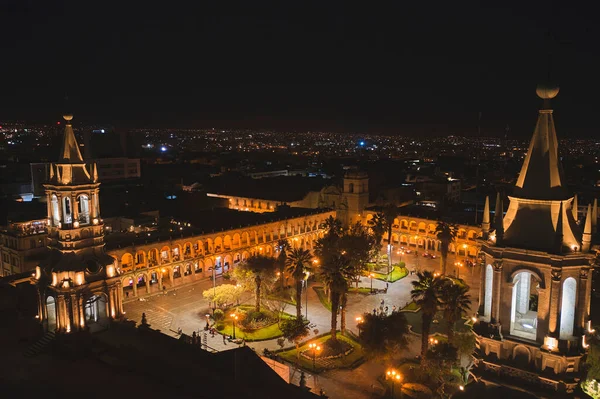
left=2, top=2, right=599, bottom=137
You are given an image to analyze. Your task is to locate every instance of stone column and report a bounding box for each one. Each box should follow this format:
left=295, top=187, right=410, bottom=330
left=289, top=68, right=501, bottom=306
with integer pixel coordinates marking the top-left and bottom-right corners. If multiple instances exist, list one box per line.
left=132, top=279, right=138, bottom=297
left=72, top=194, right=79, bottom=222
left=158, top=272, right=163, bottom=291
left=478, top=260, right=486, bottom=314
left=548, top=268, right=562, bottom=337
left=145, top=276, right=151, bottom=294
left=70, top=294, right=79, bottom=331
left=577, top=268, right=590, bottom=331
left=491, top=260, right=503, bottom=323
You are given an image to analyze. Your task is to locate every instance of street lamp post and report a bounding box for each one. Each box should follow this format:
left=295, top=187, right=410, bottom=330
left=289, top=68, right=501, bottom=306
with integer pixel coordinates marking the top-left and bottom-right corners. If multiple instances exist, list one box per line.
left=230, top=313, right=238, bottom=339
left=369, top=273, right=374, bottom=293
left=304, top=271, right=310, bottom=320
left=386, top=369, right=402, bottom=398
left=308, top=342, right=321, bottom=371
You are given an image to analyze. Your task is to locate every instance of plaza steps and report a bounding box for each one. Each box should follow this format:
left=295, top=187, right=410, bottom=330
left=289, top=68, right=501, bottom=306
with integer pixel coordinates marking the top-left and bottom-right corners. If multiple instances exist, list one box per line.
left=24, top=331, right=56, bottom=358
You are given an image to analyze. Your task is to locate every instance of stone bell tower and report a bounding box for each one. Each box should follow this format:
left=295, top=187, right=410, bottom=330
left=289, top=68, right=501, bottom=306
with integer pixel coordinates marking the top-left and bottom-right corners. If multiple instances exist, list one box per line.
left=341, top=169, right=369, bottom=227
left=33, top=114, right=123, bottom=333
left=473, top=86, right=595, bottom=393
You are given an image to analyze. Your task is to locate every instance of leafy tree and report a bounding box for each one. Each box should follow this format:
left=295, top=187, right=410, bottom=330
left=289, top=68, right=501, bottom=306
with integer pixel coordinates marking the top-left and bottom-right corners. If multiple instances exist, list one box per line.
left=321, top=215, right=343, bottom=238
left=382, top=204, right=399, bottom=274
left=435, top=221, right=458, bottom=276
left=318, top=253, right=351, bottom=343
left=339, top=222, right=375, bottom=287
left=440, top=281, right=471, bottom=342
left=286, top=247, right=313, bottom=320
left=584, top=329, right=600, bottom=382
left=411, top=270, right=444, bottom=357
left=281, top=318, right=310, bottom=361
left=276, top=239, right=291, bottom=290
left=239, top=255, right=277, bottom=312
left=202, top=284, right=244, bottom=309
left=451, top=332, right=476, bottom=368
left=360, top=311, right=409, bottom=359
left=423, top=342, right=459, bottom=397
left=367, top=212, right=386, bottom=267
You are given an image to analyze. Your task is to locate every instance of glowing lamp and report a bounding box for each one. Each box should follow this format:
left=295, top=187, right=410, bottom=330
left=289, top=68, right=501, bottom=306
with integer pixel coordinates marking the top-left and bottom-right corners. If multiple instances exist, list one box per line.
left=73, top=221, right=79, bottom=228
left=92, top=218, right=99, bottom=225
left=544, top=336, right=558, bottom=351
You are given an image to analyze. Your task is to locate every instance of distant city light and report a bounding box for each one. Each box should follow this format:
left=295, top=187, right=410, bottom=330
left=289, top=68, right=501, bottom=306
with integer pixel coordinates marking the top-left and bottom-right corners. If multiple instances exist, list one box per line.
left=160, top=146, right=167, bottom=152
left=359, top=141, right=365, bottom=146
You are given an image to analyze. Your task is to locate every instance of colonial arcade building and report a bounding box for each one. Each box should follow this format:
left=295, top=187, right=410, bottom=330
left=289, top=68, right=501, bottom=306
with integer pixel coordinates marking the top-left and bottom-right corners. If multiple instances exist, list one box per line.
left=473, top=86, right=596, bottom=393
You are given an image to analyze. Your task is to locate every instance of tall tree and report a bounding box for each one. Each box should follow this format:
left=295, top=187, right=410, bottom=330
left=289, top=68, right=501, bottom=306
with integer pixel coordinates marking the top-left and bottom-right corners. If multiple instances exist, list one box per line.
left=411, top=270, right=444, bottom=357
left=276, top=239, right=291, bottom=290
left=440, top=281, right=471, bottom=342
left=367, top=212, right=386, bottom=268
left=360, top=311, right=409, bottom=359
left=322, top=215, right=343, bottom=238
left=281, top=318, right=310, bottom=362
left=435, top=221, right=458, bottom=276
left=339, top=222, right=375, bottom=287
left=382, top=204, right=400, bottom=275
left=239, top=254, right=277, bottom=312
left=286, top=247, right=313, bottom=320
left=318, top=254, right=351, bottom=343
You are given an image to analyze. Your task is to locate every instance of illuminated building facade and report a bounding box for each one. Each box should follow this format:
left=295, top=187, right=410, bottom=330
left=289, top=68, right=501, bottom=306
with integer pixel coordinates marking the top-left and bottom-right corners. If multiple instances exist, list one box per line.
left=32, top=114, right=123, bottom=333
left=473, top=86, right=596, bottom=393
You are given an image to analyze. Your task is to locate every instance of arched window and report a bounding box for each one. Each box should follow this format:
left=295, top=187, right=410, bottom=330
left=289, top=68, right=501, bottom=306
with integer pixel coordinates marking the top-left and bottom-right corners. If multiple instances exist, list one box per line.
left=51, top=195, right=60, bottom=226
left=46, top=296, right=57, bottom=331
left=62, top=197, right=72, bottom=224
left=484, top=264, right=493, bottom=321
left=348, top=183, right=354, bottom=193
left=78, top=194, right=90, bottom=224
left=510, top=271, right=539, bottom=340
left=559, top=277, right=577, bottom=339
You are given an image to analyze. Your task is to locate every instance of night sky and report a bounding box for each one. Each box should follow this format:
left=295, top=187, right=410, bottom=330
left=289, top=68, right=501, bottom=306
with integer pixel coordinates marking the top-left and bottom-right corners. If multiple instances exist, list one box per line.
left=2, top=1, right=599, bottom=136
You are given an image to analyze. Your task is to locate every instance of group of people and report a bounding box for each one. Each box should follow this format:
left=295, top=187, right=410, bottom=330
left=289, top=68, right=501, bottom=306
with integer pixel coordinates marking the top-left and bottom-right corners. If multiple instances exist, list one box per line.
left=372, top=298, right=397, bottom=316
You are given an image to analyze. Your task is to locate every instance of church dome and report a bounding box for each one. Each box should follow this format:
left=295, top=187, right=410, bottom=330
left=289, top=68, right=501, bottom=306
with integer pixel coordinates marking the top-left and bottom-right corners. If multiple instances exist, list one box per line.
left=536, top=84, right=559, bottom=100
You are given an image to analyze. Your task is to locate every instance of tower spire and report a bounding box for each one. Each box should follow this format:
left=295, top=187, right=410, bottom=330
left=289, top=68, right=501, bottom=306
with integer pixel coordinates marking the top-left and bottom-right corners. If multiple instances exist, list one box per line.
left=494, top=193, right=504, bottom=245
left=553, top=201, right=564, bottom=254
left=482, top=195, right=490, bottom=238
left=513, top=85, right=568, bottom=201
left=572, top=193, right=578, bottom=222
left=593, top=198, right=598, bottom=233
left=582, top=204, right=592, bottom=252
left=59, top=114, right=84, bottom=163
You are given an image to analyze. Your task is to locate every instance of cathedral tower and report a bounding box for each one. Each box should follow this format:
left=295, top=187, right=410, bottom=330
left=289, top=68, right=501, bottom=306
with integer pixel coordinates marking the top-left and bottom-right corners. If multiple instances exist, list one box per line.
left=341, top=169, right=369, bottom=226
left=474, top=86, right=595, bottom=393
left=33, top=114, right=123, bottom=333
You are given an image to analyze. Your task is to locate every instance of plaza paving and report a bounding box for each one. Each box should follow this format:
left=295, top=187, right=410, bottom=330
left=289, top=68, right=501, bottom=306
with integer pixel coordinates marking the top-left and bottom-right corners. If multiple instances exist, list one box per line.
left=123, top=253, right=481, bottom=399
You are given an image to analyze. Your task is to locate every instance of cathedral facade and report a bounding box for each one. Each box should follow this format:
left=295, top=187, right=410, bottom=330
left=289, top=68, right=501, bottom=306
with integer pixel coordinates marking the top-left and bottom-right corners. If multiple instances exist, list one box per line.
left=473, top=87, right=596, bottom=393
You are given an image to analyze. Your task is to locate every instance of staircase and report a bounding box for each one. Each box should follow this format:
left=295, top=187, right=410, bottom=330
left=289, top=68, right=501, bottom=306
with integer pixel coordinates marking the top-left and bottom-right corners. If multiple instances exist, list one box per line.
left=24, top=331, right=56, bottom=357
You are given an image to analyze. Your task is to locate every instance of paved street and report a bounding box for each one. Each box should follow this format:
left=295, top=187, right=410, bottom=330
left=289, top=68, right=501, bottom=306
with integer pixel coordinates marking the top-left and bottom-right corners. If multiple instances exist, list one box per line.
left=123, top=251, right=481, bottom=399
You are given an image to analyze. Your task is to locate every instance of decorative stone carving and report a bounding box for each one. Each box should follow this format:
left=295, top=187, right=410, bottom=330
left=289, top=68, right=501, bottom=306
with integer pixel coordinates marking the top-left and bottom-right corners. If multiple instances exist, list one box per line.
left=493, top=260, right=503, bottom=272
left=551, top=268, right=562, bottom=281
left=580, top=268, right=589, bottom=279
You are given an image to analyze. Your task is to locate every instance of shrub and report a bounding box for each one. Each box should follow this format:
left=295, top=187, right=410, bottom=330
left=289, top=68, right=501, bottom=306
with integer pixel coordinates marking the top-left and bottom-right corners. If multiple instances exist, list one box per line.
left=213, top=309, right=224, bottom=321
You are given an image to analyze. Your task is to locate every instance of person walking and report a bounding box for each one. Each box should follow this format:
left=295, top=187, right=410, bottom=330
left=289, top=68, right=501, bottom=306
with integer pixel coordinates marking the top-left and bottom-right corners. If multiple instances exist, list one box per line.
left=223, top=334, right=227, bottom=345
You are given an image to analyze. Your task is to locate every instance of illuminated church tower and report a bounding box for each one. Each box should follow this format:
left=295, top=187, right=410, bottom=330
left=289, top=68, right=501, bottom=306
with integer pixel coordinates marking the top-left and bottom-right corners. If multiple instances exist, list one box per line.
left=474, top=86, right=595, bottom=393
left=33, top=114, right=123, bottom=333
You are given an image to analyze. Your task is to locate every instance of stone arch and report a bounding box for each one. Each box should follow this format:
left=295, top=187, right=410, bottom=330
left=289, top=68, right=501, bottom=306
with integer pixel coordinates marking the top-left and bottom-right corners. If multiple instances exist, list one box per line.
left=159, top=246, right=171, bottom=263
left=183, top=242, right=193, bottom=258
left=400, top=219, right=408, bottom=229
left=234, top=253, right=241, bottom=264
left=393, top=218, right=400, bottom=227
left=194, top=260, right=204, bottom=274
left=242, top=232, right=250, bottom=246
left=223, top=254, right=233, bottom=272
left=77, top=193, right=91, bottom=225
left=195, top=240, right=204, bottom=255
left=409, top=221, right=417, bottom=231
left=51, top=194, right=60, bottom=226
left=183, top=262, right=193, bottom=276
left=135, top=250, right=146, bottom=266
left=418, top=222, right=426, bottom=232
left=148, top=248, right=159, bottom=266
left=510, top=270, right=542, bottom=340
left=512, top=345, right=531, bottom=368
left=223, top=235, right=232, bottom=250
left=205, top=238, right=213, bottom=254
left=214, top=236, right=224, bottom=253
left=121, top=253, right=134, bottom=270
left=467, top=230, right=478, bottom=240
left=400, top=235, right=408, bottom=244
left=391, top=233, right=399, bottom=244
left=84, top=293, right=108, bottom=326
left=171, top=243, right=182, bottom=261
left=457, top=228, right=467, bottom=239
left=46, top=296, right=57, bottom=331
left=232, top=233, right=241, bottom=248
left=265, top=245, right=273, bottom=256
left=559, top=277, right=577, bottom=339
left=173, top=264, right=182, bottom=279
left=80, top=228, right=91, bottom=239
left=509, top=268, right=545, bottom=289
left=428, top=223, right=436, bottom=233
left=241, top=251, right=250, bottom=261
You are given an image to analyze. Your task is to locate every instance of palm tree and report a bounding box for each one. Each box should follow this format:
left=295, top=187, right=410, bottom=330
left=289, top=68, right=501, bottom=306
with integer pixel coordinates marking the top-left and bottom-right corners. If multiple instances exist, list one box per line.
left=435, top=221, right=458, bottom=276
left=318, top=254, right=351, bottom=343
left=322, top=215, right=343, bottom=238
left=276, top=239, right=291, bottom=290
left=440, top=281, right=471, bottom=342
left=367, top=212, right=386, bottom=268
left=360, top=311, right=409, bottom=359
left=240, top=254, right=277, bottom=312
left=286, top=248, right=313, bottom=320
left=411, top=270, right=444, bottom=357
left=382, top=204, right=399, bottom=274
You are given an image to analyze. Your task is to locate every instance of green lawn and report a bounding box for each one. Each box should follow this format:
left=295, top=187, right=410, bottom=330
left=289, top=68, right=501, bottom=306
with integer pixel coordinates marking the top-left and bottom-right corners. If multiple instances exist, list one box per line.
left=348, top=286, right=372, bottom=295
left=267, top=290, right=297, bottom=305
left=278, top=333, right=365, bottom=373
left=402, top=301, right=420, bottom=311
left=216, top=306, right=296, bottom=341
left=313, top=286, right=332, bottom=311
left=372, top=266, right=408, bottom=282
left=401, top=309, right=470, bottom=335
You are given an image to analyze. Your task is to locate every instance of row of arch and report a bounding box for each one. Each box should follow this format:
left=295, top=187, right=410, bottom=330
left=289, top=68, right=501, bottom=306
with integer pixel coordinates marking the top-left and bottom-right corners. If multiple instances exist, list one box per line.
left=384, top=234, right=479, bottom=257
left=49, top=191, right=99, bottom=228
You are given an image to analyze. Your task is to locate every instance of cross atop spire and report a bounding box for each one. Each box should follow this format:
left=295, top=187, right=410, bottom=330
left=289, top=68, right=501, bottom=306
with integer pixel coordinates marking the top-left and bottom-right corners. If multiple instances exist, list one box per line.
left=513, top=85, right=569, bottom=201
left=58, top=114, right=84, bottom=163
